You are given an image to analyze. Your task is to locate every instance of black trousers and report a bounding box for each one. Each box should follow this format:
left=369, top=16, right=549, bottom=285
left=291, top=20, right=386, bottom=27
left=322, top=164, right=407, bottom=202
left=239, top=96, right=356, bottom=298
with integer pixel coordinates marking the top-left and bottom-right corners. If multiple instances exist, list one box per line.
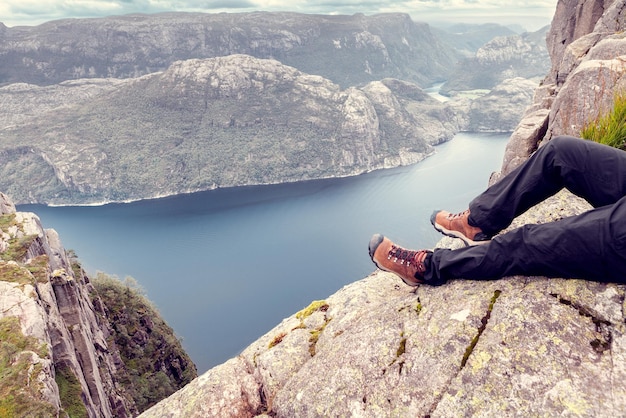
left=425, top=135, right=626, bottom=284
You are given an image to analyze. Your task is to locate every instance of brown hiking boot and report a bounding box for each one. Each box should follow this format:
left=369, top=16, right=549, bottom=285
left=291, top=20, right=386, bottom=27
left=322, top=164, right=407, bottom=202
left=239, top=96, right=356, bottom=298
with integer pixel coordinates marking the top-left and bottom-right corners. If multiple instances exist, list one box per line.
left=368, top=234, right=431, bottom=286
left=430, top=209, right=491, bottom=246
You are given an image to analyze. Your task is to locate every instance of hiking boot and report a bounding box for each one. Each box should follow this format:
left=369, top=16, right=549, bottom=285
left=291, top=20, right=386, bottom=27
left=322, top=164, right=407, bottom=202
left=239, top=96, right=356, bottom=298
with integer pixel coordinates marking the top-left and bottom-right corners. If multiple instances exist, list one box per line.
left=430, top=209, right=491, bottom=246
left=368, top=234, right=431, bottom=286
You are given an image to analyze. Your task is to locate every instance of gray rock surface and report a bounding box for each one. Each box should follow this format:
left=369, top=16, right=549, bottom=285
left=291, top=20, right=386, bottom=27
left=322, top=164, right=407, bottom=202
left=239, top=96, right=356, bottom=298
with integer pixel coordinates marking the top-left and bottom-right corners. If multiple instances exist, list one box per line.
left=546, top=0, right=612, bottom=84
left=141, top=190, right=626, bottom=417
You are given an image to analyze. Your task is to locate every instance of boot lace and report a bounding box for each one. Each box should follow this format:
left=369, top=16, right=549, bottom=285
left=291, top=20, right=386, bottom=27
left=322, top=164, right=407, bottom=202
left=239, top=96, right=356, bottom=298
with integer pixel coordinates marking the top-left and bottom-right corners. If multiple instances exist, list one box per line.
left=387, top=245, right=427, bottom=273
left=446, top=209, right=470, bottom=220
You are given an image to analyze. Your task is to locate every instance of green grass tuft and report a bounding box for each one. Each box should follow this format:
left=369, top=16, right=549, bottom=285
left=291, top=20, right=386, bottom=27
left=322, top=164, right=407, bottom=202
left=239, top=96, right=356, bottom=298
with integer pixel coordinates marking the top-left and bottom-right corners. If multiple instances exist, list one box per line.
left=295, top=300, right=329, bottom=320
left=55, top=363, right=88, bottom=418
left=581, top=91, right=626, bottom=149
left=0, top=316, right=57, bottom=417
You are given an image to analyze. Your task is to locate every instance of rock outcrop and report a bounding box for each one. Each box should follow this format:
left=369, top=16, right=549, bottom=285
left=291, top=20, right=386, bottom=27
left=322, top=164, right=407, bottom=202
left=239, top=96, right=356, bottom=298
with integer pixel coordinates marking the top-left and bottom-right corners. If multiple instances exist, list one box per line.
left=502, top=0, right=626, bottom=176
left=0, top=191, right=133, bottom=416
left=141, top=194, right=626, bottom=416
left=0, top=192, right=196, bottom=416
left=139, top=0, right=626, bottom=417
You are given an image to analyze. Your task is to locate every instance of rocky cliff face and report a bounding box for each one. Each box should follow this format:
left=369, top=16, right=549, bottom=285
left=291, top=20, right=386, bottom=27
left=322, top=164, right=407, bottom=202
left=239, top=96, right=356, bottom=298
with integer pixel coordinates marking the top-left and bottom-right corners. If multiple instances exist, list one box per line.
left=0, top=12, right=457, bottom=89
left=139, top=0, right=626, bottom=417
left=0, top=192, right=196, bottom=416
left=501, top=0, right=626, bottom=175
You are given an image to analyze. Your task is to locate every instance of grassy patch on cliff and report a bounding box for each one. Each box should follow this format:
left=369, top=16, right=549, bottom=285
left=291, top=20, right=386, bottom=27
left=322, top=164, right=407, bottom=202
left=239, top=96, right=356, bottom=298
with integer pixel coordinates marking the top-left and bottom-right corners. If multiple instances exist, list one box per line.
left=0, top=261, right=34, bottom=285
left=0, top=316, right=57, bottom=417
left=91, top=273, right=197, bottom=413
left=55, top=363, right=88, bottom=418
left=0, top=213, right=40, bottom=264
left=581, top=91, right=626, bottom=149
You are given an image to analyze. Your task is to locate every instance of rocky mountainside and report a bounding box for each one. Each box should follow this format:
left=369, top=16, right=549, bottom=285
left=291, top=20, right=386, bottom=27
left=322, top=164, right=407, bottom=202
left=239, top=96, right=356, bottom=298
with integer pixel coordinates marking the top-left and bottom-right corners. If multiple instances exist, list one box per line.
left=0, top=12, right=458, bottom=89
left=440, top=26, right=551, bottom=95
left=452, top=77, right=541, bottom=132
left=0, top=55, right=458, bottom=205
left=432, top=22, right=518, bottom=57
left=138, top=0, right=626, bottom=416
left=0, top=192, right=196, bottom=416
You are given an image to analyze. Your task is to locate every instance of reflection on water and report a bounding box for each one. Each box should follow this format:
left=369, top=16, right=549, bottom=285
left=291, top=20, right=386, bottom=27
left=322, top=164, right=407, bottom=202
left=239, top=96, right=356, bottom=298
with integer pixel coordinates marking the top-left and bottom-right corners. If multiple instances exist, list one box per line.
left=19, top=132, right=509, bottom=372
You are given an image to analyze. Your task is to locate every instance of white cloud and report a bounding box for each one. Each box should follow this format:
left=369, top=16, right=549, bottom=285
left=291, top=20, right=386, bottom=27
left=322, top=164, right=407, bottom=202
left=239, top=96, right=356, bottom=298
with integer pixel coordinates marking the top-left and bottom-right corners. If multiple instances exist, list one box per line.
left=0, top=0, right=557, bottom=31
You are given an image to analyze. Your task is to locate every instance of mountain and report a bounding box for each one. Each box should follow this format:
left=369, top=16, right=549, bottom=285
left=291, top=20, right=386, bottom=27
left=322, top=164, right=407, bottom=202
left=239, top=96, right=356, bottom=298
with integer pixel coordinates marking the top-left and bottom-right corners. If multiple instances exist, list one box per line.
left=432, top=23, right=518, bottom=57
left=440, top=26, right=551, bottom=95
left=0, top=55, right=458, bottom=205
left=450, top=77, right=541, bottom=132
left=0, top=12, right=458, bottom=89
left=137, top=0, right=626, bottom=416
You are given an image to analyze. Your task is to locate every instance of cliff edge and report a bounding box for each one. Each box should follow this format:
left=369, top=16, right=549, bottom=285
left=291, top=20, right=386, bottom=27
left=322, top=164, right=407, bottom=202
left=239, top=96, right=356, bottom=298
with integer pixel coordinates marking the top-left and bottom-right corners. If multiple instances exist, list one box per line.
left=140, top=0, right=626, bottom=417
left=0, top=192, right=196, bottom=417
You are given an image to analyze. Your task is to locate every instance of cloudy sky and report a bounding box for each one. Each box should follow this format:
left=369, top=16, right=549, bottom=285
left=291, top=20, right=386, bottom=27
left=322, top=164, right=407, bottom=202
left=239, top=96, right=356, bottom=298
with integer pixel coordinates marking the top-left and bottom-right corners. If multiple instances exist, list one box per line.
left=2, top=0, right=558, bottom=31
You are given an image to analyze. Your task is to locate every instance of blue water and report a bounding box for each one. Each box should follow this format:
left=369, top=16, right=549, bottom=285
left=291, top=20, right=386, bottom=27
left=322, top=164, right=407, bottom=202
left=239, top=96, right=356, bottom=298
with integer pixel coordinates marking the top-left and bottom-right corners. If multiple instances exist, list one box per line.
left=19, top=132, right=509, bottom=372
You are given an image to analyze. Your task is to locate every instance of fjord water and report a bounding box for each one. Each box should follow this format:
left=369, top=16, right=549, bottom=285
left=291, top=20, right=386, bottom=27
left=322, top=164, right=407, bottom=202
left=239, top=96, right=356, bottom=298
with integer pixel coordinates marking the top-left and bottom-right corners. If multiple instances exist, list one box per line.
left=19, top=132, right=509, bottom=372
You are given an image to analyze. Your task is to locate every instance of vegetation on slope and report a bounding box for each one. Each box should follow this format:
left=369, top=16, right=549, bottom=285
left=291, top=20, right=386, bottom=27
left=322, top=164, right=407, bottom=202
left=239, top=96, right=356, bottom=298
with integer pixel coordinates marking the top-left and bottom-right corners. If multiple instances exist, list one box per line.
left=0, top=317, right=57, bottom=418
left=91, top=273, right=197, bottom=413
left=581, top=91, right=626, bottom=149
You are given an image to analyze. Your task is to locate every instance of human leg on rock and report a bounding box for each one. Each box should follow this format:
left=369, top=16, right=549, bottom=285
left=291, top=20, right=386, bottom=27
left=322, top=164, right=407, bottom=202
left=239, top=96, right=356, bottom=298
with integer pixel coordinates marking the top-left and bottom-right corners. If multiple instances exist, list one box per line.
left=370, top=136, right=626, bottom=286
left=432, top=135, right=626, bottom=245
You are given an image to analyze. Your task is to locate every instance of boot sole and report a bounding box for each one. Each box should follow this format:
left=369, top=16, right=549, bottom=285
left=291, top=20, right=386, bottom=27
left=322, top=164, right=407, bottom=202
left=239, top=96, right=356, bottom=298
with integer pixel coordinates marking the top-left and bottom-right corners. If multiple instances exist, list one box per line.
left=430, top=212, right=490, bottom=247
left=368, top=233, right=385, bottom=265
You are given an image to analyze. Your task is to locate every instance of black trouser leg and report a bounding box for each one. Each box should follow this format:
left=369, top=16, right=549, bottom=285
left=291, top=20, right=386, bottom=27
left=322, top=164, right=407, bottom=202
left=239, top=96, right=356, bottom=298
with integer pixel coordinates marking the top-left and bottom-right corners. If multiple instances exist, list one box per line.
left=469, top=135, right=626, bottom=236
left=425, top=195, right=626, bottom=284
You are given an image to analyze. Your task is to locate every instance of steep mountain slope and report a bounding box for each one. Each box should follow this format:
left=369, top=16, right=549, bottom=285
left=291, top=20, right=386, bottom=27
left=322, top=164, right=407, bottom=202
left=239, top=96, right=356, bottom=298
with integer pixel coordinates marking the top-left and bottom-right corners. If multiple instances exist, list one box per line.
left=0, top=12, right=458, bottom=89
left=0, top=192, right=196, bottom=416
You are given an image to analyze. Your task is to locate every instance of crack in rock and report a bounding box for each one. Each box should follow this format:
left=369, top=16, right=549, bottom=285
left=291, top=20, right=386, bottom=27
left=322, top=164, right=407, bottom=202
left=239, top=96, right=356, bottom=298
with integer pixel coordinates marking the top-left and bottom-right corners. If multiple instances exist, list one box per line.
left=549, top=293, right=613, bottom=353
left=460, top=289, right=502, bottom=369
left=425, top=289, right=502, bottom=417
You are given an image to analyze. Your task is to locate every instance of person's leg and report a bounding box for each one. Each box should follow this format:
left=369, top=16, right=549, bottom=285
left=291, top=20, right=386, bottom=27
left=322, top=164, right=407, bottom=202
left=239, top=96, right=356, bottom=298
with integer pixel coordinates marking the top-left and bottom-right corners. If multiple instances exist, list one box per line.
left=426, top=196, right=626, bottom=284
left=469, top=135, right=626, bottom=236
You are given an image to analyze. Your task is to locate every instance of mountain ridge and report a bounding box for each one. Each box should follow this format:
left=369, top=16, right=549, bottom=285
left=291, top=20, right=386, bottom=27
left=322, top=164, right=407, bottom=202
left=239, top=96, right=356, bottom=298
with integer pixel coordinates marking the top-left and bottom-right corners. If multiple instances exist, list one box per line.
left=0, top=11, right=458, bottom=89
left=0, top=12, right=549, bottom=205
